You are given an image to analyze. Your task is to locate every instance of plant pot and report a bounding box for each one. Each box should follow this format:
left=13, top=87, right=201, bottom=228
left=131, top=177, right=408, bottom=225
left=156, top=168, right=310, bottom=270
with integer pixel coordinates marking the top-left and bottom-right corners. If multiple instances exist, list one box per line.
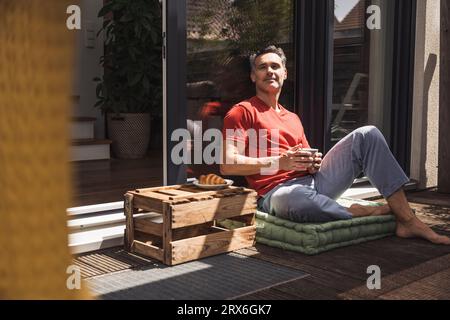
left=107, top=113, right=151, bottom=159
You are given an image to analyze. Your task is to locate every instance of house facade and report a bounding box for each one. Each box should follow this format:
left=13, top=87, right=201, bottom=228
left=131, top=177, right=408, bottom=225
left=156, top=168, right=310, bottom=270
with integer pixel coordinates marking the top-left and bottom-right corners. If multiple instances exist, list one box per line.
left=411, top=0, right=449, bottom=192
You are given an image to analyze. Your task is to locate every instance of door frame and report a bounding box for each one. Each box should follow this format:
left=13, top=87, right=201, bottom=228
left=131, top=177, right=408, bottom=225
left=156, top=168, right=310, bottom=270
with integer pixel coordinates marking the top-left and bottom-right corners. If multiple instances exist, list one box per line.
left=163, top=0, right=187, bottom=185
left=390, top=0, right=417, bottom=175
left=295, top=0, right=334, bottom=152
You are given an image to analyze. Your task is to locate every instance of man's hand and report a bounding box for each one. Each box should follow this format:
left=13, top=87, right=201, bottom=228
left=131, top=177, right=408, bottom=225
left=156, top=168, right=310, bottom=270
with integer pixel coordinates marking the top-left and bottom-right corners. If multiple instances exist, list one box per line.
left=307, top=152, right=322, bottom=174
left=279, top=148, right=316, bottom=172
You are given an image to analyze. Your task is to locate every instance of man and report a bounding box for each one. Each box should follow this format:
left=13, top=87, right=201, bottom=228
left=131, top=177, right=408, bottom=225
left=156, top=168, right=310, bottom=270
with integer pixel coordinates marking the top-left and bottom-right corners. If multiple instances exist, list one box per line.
left=220, top=45, right=450, bottom=245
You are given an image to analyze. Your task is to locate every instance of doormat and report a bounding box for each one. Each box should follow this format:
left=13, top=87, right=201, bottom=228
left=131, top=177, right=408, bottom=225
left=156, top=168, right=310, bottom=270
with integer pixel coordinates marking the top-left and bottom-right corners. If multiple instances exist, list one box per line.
left=86, top=252, right=308, bottom=300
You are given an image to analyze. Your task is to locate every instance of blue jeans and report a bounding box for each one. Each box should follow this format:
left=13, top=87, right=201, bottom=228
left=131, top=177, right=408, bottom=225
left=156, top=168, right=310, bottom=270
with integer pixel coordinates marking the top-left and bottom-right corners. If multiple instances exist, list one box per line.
left=257, top=126, right=409, bottom=223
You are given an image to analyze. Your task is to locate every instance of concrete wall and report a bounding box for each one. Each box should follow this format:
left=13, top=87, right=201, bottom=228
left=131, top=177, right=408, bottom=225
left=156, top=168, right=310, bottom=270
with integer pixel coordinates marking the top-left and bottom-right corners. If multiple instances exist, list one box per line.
left=72, top=0, right=105, bottom=139
left=411, top=0, right=441, bottom=189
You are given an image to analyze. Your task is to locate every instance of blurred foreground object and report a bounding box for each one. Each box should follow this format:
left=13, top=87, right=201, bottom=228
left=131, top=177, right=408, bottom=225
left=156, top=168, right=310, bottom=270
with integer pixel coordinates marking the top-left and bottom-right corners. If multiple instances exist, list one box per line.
left=0, top=0, right=91, bottom=299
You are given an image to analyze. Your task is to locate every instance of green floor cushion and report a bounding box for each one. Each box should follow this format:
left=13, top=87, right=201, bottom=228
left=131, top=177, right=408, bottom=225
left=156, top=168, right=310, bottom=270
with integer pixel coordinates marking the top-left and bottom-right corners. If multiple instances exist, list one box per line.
left=220, top=198, right=396, bottom=255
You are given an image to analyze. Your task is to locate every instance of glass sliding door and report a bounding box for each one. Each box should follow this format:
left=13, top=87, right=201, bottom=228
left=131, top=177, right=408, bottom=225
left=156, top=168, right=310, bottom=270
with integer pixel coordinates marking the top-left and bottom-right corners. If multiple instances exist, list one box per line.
left=164, top=0, right=415, bottom=183
left=184, top=0, right=295, bottom=180
left=330, top=0, right=395, bottom=148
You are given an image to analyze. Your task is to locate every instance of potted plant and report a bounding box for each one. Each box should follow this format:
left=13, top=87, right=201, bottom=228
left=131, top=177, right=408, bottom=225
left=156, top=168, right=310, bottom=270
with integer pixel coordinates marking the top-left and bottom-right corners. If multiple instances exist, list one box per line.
left=94, top=0, right=162, bottom=159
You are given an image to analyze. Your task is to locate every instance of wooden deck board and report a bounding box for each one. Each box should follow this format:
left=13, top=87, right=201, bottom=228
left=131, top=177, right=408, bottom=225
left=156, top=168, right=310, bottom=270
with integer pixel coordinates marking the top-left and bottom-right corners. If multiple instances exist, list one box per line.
left=378, top=267, right=450, bottom=300
left=407, top=190, right=450, bottom=207
left=234, top=287, right=301, bottom=300
left=270, top=277, right=349, bottom=300
left=339, top=254, right=450, bottom=299
left=72, top=155, right=163, bottom=206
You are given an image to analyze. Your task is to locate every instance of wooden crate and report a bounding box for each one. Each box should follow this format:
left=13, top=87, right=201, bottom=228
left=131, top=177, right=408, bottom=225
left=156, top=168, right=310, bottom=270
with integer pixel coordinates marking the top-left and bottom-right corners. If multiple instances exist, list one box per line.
left=124, top=184, right=258, bottom=266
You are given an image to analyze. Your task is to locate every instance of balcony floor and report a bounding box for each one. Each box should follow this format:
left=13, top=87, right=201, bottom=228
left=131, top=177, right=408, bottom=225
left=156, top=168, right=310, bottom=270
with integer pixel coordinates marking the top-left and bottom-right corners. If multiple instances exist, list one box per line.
left=74, top=189, right=450, bottom=300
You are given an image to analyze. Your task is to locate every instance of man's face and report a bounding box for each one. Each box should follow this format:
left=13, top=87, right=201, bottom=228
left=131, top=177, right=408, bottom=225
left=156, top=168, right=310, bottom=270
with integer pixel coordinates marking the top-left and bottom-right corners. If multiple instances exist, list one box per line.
left=251, top=52, right=287, bottom=94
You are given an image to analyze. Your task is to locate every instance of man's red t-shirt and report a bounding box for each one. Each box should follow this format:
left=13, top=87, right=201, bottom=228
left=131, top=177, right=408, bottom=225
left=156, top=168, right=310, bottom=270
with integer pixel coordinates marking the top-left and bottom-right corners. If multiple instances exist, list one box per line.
left=222, top=96, right=311, bottom=196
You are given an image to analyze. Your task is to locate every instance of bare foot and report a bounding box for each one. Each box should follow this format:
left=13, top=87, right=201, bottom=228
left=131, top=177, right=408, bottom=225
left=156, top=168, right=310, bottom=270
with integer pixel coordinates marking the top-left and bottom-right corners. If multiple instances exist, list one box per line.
left=348, top=204, right=391, bottom=217
left=396, top=216, right=450, bottom=245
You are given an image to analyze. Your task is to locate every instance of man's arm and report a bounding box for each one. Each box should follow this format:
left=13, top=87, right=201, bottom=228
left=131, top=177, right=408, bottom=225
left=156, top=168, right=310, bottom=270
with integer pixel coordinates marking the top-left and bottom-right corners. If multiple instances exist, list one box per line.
left=220, top=139, right=277, bottom=176
left=220, top=139, right=314, bottom=176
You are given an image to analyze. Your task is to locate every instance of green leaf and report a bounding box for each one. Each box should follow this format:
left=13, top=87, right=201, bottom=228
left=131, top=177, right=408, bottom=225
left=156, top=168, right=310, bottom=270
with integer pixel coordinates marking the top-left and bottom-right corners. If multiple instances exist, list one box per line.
left=128, top=73, right=143, bottom=86
left=142, top=19, right=152, bottom=32
left=94, top=100, right=104, bottom=108
left=95, top=0, right=162, bottom=114
left=95, top=83, right=102, bottom=97
left=98, top=2, right=114, bottom=18
left=112, top=2, right=126, bottom=11
left=120, top=13, right=134, bottom=23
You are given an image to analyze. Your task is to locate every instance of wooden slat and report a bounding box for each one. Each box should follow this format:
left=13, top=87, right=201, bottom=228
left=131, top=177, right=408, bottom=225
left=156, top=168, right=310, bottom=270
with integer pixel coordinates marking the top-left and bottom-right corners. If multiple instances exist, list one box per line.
left=72, top=260, right=104, bottom=278
left=178, top=185, right=209, bottom=193
left=138, top=191, right=171, bottom=200
left=134, top=215, right=163, bottom=237
left=132, top=240, right=164, bottom=262
left=172, top=222, right=215, bottom=241
left=89, top=253, right=131, bottom=269
left=171, top=194, right=257, bottom=228
left=155, top=189, right=193, bottom=196
left=105, top=248, right=155, bottom=265
left=378, top=267, right=450, bottom=300
left=171, top=226, right=256, bottom=265
left=235, top=287, right=301, bottom=300
left=338, top=253, right=450, bottom=300
left=124, top=193, right=135, bottom=251
left=78, top=255, right=122, bottom=273
left=132, top=194, right=164, bottom=213
left=134, top=230, right=162, bottom=247
left=134, top=185, right=185, bottom=193
left=168, top=187, right=249, bottom=200
left=267, top=277, right=342, bottom=300
left=407, top=190, right=450, bottom=208
left=163, top=203, right=173, bottom=265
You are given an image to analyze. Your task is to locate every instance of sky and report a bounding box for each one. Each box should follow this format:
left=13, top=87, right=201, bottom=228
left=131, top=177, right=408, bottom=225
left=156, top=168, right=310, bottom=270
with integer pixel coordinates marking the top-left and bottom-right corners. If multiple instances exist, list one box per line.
left=335, top=0, right=360, bottom=23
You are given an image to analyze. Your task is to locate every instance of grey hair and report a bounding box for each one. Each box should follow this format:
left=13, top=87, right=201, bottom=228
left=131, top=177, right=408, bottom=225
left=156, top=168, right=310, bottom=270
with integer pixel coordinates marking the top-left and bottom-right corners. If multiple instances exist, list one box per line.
left=249, top=45, right=287, bottom=71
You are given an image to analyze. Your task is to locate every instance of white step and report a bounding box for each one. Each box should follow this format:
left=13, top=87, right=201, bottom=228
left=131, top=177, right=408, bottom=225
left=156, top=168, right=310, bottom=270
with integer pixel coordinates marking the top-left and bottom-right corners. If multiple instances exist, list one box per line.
left=69, top=225, right=125, bottom=255
left=71, top=139, right=112, bottom=161
left=68, top=212, right=125, bottom=232
left=67, top=201, right=123, bottom=217
left=71, top=117, right=96, bottom=140
left=68, top=211, right=161, bottom=232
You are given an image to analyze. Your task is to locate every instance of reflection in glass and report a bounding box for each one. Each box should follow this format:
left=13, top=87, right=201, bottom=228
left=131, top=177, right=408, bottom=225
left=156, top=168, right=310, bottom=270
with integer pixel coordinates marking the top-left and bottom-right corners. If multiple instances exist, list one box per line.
left=186, top=0, right=295, bottom=179
left=331, top=0, right=394, bottom=148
